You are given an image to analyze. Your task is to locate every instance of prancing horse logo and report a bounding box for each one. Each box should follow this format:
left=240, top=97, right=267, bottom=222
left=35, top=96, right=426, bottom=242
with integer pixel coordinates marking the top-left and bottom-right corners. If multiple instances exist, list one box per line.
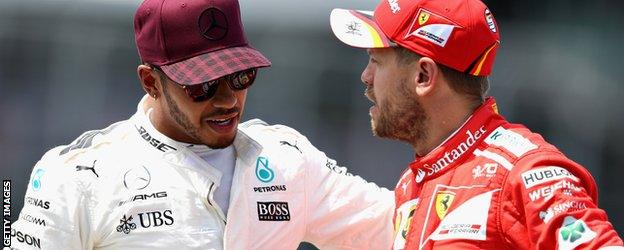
left=198, top=8, right=228, bottom=41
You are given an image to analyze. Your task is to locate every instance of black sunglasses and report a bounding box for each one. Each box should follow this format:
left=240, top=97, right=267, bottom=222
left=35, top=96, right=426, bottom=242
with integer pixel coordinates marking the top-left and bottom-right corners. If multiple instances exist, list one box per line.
left=154, top=67, right=257, bottom=102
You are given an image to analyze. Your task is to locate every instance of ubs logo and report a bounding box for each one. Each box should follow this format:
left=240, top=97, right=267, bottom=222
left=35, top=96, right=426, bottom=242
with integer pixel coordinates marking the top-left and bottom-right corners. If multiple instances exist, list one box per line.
left=116, top=210, right=175, bottom=234
left=198, top=8, right=228, bottom=41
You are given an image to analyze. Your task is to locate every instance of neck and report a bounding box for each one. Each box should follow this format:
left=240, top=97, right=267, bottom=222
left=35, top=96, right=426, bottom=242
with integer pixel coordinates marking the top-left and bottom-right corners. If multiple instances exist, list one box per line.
left=143, top=97, right=198, bottom=144
left=413, top=96, right=481, bottom=157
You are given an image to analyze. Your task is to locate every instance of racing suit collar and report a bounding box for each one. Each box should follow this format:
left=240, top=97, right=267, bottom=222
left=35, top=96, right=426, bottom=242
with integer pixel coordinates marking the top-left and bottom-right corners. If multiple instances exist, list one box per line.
left=408, top=97, right=506, bottom=183
left=131, top=95, right=262, bottom=173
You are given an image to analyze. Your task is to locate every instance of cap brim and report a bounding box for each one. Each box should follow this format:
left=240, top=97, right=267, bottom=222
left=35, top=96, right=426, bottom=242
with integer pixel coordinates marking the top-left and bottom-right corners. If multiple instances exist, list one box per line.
left=330, top=8, right=395, bottom=49
left=160, top=46, right=271, bottom=86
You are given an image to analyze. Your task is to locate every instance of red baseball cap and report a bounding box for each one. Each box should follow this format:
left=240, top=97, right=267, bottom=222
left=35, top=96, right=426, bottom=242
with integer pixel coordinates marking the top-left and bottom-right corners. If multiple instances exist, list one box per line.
left=134, top=0, right=271, bottom=85
left=330, top=0, right=500, bottom=76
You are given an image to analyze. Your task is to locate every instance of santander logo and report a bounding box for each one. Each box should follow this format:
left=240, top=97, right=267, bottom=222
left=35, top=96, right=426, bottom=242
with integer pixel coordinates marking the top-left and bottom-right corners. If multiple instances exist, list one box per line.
left=415, top=126, right=487, bottom=183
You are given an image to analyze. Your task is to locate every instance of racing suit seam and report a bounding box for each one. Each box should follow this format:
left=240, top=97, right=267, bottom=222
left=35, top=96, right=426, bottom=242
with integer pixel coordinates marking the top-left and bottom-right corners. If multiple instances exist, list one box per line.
left=497, top=162, right=514, bottom=250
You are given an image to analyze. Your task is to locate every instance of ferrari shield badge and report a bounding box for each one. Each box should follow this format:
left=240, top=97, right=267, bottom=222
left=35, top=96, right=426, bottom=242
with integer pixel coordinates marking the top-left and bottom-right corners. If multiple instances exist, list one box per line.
left=435, top=191, right=456, bottom=219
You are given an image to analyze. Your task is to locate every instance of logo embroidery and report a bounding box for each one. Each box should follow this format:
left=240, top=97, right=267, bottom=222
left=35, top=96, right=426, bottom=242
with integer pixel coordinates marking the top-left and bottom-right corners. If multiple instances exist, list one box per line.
left=557, top=216, right=596, bottom=249
left=76, top=160, right=99, bottom=178
left=435, top=191, right=456, bottom=219
left=255, top=157, right=275, bottom=183
left=31, top=169, right=45, bottom=191
left=123, top=166, right=151, bottom=190
left=199, top=8, right=228, bottom=41
left=484, top=9, right=497, bottom=33
left=116, top=215, right=137, bottom=234
left=257, top=202, right=290, bottom=221
left=472, top=163, right=498, bottom=179
left=418, top=12, right=430, bottom=25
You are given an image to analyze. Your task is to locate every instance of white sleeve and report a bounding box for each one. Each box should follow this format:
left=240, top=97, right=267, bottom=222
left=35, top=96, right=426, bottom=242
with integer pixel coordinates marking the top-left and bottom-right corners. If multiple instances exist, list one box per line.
left=10, top=149, right=91, bottom=250
left=300, top=140, right=395, bottom=250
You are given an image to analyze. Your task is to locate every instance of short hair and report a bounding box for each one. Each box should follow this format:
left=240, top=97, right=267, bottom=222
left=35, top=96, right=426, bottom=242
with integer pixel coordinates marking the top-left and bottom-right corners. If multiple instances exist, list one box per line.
left=394, top=47, right=489, bottom=101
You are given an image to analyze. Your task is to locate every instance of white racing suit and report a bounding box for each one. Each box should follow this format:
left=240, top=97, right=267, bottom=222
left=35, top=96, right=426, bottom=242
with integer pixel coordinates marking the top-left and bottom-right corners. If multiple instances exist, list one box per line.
left=9, top=97, right=394, bottom=249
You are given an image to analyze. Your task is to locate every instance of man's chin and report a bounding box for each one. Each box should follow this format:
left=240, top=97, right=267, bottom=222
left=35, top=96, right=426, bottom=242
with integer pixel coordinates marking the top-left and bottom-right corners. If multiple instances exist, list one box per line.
left=202, top=134, right=236, bottom=149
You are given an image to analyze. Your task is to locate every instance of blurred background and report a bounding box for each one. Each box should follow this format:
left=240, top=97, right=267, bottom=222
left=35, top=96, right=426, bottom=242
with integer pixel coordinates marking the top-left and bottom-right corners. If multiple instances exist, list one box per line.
left=1, top=0, right=622, bottom=248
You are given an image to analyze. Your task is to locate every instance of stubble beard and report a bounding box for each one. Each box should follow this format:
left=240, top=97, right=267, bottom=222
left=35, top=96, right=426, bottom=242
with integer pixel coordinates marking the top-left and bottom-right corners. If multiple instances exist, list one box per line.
left=372, top=78, right=428, bottom=146
left=161, top=83, right=235, bottom=149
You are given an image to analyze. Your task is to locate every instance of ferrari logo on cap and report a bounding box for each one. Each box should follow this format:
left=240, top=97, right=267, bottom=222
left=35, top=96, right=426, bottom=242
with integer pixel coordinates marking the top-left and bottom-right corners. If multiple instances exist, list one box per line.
left=435, top=191, right=455, bottom=219
left=418, top=12, right=430, bottom=25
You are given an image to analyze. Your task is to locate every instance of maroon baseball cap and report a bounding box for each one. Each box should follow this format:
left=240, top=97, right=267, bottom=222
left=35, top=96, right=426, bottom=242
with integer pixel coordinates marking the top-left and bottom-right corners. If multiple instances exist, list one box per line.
left=134, top=0, right=271, bottom=85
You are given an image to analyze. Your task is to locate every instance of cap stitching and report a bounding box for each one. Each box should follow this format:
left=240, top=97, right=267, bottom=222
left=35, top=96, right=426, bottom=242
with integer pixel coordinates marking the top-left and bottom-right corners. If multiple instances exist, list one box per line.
left=464, top=0, right=476, bottom=72
left=159, top=0, right=170, bottom=64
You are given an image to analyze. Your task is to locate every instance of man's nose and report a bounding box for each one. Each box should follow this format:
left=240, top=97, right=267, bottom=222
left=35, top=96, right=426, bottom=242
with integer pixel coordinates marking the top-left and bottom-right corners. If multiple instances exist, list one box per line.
left=361, top=63, right=373, bottom=86
left=211, top=80, right=238, bottom=109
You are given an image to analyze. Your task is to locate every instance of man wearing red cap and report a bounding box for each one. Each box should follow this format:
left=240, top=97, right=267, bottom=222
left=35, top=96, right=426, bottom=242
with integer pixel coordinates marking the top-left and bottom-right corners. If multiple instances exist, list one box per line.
left=330, top=0, right=623, bottom=249
left=8, top=0, right=395, bottom=249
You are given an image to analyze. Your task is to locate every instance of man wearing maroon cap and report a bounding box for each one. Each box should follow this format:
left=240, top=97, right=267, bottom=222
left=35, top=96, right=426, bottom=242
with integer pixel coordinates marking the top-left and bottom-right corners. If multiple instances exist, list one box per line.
left=8, top=0, right=396, bottom=249
left=330, top=0, right=623, bottom=249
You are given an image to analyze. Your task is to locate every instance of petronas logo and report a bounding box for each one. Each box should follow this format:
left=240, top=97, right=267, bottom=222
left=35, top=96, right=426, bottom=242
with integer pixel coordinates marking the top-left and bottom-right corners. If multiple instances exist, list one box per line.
left=255, top=156, right=275, bottom=183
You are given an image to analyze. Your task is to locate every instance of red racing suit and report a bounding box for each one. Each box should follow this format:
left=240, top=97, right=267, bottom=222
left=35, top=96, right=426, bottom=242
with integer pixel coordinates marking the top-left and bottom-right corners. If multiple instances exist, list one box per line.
left=393, top=98, right=623, bottom=249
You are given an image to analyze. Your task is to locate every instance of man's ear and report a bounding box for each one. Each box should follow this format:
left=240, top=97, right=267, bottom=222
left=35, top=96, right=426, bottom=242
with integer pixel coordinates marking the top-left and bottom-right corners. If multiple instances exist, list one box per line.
left=414, top=57, right=440, bottom=97
left=138, top=65, right=160, bottom=99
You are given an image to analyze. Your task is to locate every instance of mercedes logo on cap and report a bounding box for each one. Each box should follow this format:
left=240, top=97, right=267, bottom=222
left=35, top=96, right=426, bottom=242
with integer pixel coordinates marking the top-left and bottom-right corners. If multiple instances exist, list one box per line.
left=199, top=7, right=228, bottom=41
left=123, top=166, right=151, bottom=190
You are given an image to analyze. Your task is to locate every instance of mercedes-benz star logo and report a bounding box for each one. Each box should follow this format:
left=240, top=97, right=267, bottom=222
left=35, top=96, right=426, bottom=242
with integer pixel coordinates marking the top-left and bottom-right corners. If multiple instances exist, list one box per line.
left=198, top=8, right=228, bottom=41
left=123, top=166, right=151, bottom=190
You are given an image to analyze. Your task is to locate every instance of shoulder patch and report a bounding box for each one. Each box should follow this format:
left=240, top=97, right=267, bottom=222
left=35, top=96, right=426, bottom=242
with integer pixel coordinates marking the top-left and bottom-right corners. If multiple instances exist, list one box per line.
left=520, top=166, right=580, bottom=189
left=484, top=126, right=537, bottom=157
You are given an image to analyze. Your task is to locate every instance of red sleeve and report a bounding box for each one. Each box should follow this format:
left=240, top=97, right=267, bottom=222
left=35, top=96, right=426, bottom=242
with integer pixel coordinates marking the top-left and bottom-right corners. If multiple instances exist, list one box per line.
left=501, top=152, right=623, bottom=249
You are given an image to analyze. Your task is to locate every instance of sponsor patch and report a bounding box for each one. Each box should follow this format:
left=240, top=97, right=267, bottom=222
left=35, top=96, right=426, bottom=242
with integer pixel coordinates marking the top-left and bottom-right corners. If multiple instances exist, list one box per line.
left=123, top=166, right=151, bottom=190
left=325, top=158, right=352, bottom=176
left=435, top=191, right=455, bottom=219
left=484, top=127, right=537, bottom=157
left=388, top=0, right=401, bottom=14
left=484, top=9, right=497, bottom=33
left=135, top=125, right=176, bottom=152
left=472, top=163, right=498, bottom=179
left=539, top=200, right=587, bottom=223
left=31, top=169, right=45, bottom=191
left=416, top=126, right=487, bottom=183
left=557, top=216, right=596, bottom=250
left=253, top=185, right=287, bottom=193
left=521, top=166, right=580, bottom=189
left=257, top=202, right=290, bottom=221
left=117, top=209, right=174, bottom=235
left=10, top=229, right=41, bottom=249
left=255, top=157, right=275, bottom=183
left=528, top=180, right=582, bottom=202
left=25, top=197, right=49, bottom=210
left=118, top=191, right=168, bottom=206
left=393, top=198, right=419, bottom=250
left=21, top=213, right=46, bottom=227
left=429, top=190, right=498, bottom=241
left=406, top=9, right=460, bottom=47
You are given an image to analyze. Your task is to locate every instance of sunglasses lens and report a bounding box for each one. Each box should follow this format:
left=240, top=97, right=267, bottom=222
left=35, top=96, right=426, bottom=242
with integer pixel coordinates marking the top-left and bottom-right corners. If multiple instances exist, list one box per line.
left=231, top=69, right=257, bottom=90
left=184, top=68, right=257, bottom=102
left=185, top=81, right=218, bottom=102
